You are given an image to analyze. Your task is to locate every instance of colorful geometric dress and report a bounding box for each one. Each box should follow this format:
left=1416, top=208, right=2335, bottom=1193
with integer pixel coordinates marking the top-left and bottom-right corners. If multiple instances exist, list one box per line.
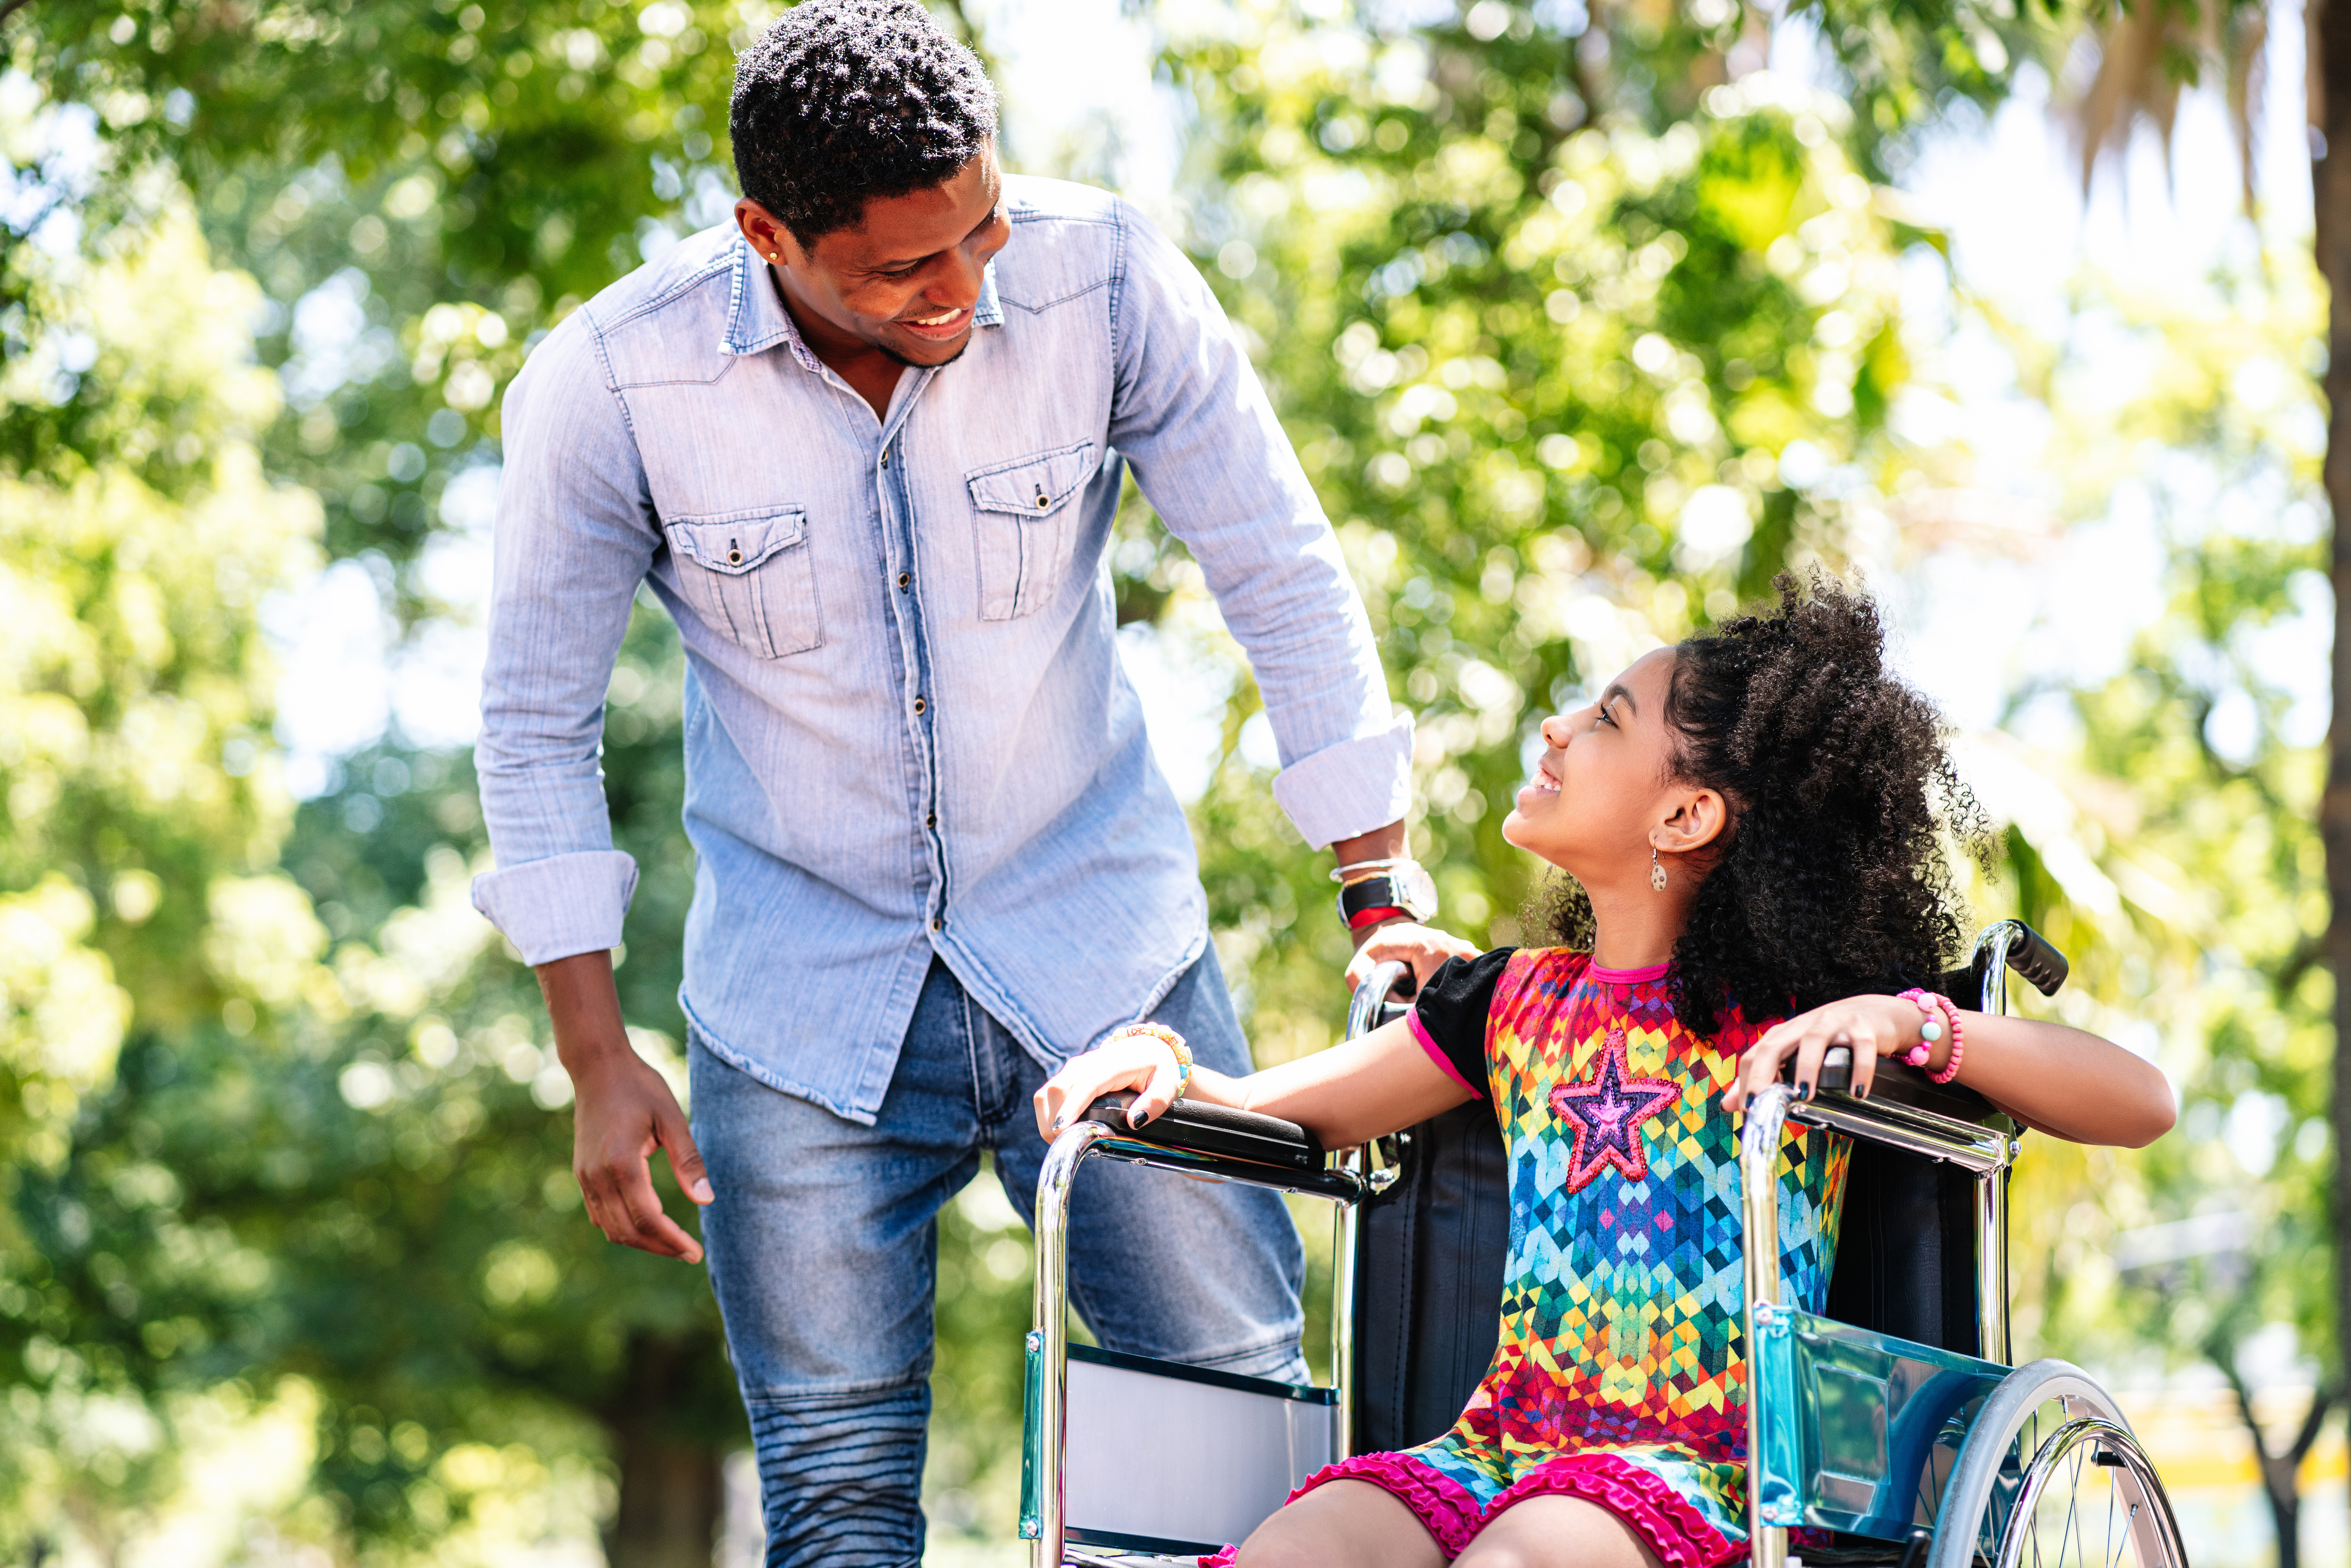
left=1250, top=947, right=1851, bottom=1566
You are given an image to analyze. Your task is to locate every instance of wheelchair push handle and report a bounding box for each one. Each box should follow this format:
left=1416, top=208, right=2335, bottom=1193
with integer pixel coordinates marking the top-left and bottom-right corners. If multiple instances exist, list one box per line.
left=1078, top=1091, right=1327, bottom=1173
left=1999, top=921, right=2069, bottom=997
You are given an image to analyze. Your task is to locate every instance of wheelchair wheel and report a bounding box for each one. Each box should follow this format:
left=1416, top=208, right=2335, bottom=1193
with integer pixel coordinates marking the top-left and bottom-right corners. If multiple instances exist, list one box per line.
left=1925, top=1360, right=2187, bottom=1568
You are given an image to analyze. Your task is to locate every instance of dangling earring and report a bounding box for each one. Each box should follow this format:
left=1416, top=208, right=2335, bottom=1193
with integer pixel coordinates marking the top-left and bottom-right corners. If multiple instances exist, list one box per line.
left=1650, top=845, right=1668, bottom=892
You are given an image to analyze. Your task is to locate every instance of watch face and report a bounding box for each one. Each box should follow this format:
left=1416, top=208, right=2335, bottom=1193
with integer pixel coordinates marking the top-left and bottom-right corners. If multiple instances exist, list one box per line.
left=1396, top=861, right=1439, bottom=920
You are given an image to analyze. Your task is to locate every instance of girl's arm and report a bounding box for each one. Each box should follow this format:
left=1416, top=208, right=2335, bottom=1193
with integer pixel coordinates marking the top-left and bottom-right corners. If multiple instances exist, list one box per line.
left=1031, top=1017, right=1474, bottom=1151
left=1722, top=993, right=2176, bottom=1149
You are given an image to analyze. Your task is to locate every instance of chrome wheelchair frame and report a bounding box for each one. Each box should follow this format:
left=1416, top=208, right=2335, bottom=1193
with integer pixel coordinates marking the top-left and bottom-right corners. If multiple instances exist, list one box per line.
left=1021, top=921, right=2187, bottom=1568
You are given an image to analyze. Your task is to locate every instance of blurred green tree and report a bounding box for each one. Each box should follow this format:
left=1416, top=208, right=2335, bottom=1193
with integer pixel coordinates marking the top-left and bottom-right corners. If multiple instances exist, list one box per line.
left=1966, top=250, right=2337, bottom=1568
left=0, top=186, right=331, bottom=1557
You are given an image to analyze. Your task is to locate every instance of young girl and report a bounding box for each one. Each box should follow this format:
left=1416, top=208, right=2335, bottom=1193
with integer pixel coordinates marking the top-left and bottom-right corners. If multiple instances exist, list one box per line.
left=1034, top=577, right=2174, bottom=1568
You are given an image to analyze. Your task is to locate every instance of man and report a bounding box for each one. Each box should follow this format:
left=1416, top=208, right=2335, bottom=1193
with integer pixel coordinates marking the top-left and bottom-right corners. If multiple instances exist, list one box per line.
left=472, top=1, right=1433, bottom=1561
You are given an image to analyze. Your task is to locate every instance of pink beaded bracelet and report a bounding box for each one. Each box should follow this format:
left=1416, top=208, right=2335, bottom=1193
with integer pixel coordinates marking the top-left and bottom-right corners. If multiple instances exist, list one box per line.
left=1896, top=988, right=1967, bottom=1084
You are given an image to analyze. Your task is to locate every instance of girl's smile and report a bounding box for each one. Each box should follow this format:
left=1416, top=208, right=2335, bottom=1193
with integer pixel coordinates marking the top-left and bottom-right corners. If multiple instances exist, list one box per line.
left=1518, top=752, right=1564, bottom=808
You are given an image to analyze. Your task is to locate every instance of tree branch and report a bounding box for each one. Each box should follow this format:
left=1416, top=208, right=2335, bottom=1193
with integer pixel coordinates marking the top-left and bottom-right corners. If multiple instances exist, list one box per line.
left=2272, top=930, right=2325, bottom=1001
left=2217, top=1354, right=2280, bottom=1467
left=2284, top=1381, right=2339, bottom=1469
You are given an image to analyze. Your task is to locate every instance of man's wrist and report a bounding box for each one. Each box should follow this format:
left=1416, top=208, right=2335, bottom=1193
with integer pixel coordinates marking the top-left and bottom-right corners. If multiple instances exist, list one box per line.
left=554, top=1029, right=640, bottom=1084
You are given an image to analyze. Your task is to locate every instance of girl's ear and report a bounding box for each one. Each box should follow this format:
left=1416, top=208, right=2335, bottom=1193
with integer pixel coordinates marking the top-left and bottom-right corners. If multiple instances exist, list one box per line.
left=1655, top=789, right=1730, bottom=856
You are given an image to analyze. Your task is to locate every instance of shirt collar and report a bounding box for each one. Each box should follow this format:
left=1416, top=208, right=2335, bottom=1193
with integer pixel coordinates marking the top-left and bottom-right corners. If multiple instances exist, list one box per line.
left=722, top=233, right=1003, bottom=365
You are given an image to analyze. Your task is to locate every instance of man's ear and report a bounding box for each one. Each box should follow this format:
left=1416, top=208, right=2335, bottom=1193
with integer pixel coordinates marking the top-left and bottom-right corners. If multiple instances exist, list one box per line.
left=734, top=199, right=805, bottom=268
left=1655, top=789, right=1729, bottom=856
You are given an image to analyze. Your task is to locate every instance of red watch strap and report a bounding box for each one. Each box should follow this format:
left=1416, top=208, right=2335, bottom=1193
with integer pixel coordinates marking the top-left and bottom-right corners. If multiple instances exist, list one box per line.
left=1347, top=905, right=1409, bottom=930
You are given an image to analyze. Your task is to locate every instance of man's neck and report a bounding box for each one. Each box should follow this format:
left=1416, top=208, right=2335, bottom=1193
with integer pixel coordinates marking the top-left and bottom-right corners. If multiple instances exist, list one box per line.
left=769, top=265, right=905, bottom=422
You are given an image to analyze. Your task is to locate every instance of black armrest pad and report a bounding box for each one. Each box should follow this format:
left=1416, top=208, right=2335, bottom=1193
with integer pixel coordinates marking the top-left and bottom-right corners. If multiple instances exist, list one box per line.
left=1083, top=1092, right=1324, bottom=1171
left=1863, top=1058, right=2003, bottom=1121
left=1795, top=1051, right=2007, bottom=1127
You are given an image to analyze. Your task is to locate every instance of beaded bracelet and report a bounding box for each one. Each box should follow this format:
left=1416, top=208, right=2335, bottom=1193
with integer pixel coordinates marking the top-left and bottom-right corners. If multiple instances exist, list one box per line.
left=1896, top=988, right=1967, bottom=1084
left=1115, top=1021, right=1192, bottom=1102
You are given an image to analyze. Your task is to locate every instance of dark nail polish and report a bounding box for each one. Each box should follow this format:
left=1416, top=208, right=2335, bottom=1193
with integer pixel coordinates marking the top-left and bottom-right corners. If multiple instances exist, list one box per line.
left=1796, top=1080, right=1813, bottom=1101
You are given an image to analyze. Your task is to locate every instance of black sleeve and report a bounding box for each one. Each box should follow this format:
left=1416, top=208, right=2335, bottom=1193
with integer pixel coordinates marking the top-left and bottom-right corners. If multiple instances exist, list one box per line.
left=1408, top=948, right=1517, bottom=1096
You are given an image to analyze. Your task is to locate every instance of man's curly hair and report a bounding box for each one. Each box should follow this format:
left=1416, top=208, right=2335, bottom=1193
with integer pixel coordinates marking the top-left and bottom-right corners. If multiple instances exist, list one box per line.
left=1529, top=573, right=1986, bottom=1034
left=730, top=0, right=999, bottom=246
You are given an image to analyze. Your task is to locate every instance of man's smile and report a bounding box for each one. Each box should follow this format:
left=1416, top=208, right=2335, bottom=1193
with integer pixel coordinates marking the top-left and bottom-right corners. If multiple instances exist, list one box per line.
left=898, top=303, right=973, bottom=340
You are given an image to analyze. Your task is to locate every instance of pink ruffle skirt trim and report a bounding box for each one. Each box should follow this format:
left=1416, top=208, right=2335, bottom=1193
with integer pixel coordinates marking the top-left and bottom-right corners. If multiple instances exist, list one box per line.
left=1194, top=1449, right=1740, bottom=1567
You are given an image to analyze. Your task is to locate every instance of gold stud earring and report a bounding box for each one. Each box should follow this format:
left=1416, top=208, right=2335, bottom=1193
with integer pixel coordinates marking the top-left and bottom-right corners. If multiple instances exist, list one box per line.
left=1650, top=845, right=1667, bottom=892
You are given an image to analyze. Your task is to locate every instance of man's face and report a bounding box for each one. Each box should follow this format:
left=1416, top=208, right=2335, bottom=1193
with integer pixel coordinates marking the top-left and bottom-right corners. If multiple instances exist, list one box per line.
left=737, top=146, right=1012, bottom=367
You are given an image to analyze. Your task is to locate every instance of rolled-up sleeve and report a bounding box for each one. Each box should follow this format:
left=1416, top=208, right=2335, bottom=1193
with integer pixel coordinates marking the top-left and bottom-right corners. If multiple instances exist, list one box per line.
left=469, top=312, right=659, bottom=964
left=1105, top=201, right=1413, bottom=849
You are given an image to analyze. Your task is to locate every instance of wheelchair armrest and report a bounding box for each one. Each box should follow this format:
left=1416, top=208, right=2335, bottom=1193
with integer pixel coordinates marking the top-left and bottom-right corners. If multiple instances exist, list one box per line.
left=1082, top=1092, right=1325, bottom=1172
left=1805, top=1048, right=2007, bottom=1126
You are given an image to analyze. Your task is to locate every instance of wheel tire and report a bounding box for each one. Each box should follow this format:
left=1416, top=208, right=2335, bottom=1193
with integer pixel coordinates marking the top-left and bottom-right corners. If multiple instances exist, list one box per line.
left=1924, top=1359, right=2187, bottom=1568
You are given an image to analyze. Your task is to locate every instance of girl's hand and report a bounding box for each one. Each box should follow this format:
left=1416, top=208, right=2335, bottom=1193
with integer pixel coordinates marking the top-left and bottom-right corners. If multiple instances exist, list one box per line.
left=1345, top=922, right=1480, bottom=997
left=1723, top=993, right=1922, bottom=1113
left=1032, top=1029, right=1187, bottom=1138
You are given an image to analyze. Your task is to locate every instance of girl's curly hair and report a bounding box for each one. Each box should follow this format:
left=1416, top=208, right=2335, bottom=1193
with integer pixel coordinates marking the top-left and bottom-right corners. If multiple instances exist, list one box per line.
left=1528, top=573, right=1985, bottom=1034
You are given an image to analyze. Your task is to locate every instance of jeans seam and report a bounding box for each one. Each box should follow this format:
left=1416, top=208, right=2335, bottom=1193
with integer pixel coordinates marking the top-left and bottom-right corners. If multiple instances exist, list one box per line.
left=972, top=998, right=1024, bottom=1139
left=957, top=978, right=985, bottom=1126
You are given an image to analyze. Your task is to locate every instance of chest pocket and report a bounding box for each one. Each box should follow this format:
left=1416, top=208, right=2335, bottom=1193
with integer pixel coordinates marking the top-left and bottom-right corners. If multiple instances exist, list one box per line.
left=965, top=440, right=1096, bottom=622
left=663, top=507, right=823, bottom=659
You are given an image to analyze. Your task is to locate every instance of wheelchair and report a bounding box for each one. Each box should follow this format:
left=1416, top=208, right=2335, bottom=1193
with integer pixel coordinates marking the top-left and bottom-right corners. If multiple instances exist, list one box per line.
left=1019, top=921, right=2187, bottom=1568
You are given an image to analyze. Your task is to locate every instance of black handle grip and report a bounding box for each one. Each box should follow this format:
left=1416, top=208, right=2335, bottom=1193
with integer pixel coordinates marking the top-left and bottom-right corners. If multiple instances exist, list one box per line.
left=2005, top=922, right=2069, bottom=996
left=1082, top=1091, right=1325, bottom=1171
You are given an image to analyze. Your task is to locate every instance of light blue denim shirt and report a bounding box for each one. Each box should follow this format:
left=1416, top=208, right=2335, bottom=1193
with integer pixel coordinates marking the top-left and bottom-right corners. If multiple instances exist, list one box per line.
left=472, top=175, right=1412, bottom=1122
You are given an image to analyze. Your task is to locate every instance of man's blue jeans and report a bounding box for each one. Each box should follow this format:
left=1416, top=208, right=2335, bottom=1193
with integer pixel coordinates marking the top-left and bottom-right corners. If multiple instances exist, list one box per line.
left=691, top=946, right=1307, bottom=1567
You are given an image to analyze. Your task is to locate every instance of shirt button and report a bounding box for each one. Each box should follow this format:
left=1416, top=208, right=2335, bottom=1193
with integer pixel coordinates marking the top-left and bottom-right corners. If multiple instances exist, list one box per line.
left=926, top=811, right=937, bottom=827
left=881, top=453, right=891, bottom=468
left=897, top=571, right=912, bottom=590
left=912, top=696, right=928, bottom=715
left=931, top=917, right=943, bottom=932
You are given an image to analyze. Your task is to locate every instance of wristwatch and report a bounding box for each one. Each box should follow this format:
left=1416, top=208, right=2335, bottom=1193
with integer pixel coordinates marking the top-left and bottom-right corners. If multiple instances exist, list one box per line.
left=1332, top=859, right=1439, bottom=929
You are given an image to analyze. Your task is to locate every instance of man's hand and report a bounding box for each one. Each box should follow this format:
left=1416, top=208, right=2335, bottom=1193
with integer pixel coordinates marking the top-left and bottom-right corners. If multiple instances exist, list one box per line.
left=1345, top=921, right=1480, bottom=996
left=537, top=950, right=713, bottom=1263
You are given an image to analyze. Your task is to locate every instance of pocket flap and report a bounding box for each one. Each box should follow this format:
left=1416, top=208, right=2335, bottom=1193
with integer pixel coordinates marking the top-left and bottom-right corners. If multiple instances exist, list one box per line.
left=966, top=441, right=1098, bottom=518
left=667, top=508, right=807, bottom=576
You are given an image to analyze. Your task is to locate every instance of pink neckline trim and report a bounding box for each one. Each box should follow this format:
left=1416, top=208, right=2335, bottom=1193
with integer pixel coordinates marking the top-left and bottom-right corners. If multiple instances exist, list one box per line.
left=1589, top=960, right=1670, bottom=983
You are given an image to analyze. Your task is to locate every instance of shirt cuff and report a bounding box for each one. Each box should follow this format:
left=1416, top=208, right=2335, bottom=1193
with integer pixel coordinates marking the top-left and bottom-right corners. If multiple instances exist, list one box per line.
left=470, top=849, right=640, bottom=965
left=1269, top=712, right=1416, bottom=850
left=1407, top=1009, right=1484, bottom=1100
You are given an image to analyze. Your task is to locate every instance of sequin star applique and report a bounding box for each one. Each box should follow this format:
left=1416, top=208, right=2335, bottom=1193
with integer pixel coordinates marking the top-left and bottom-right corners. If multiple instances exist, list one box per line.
left=1549, top=1029, right=1680, bottom=1193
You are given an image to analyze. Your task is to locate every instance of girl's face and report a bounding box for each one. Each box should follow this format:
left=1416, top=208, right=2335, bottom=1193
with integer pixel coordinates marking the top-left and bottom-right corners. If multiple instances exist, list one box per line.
left=1504, top=647, right=1712, bottom=886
